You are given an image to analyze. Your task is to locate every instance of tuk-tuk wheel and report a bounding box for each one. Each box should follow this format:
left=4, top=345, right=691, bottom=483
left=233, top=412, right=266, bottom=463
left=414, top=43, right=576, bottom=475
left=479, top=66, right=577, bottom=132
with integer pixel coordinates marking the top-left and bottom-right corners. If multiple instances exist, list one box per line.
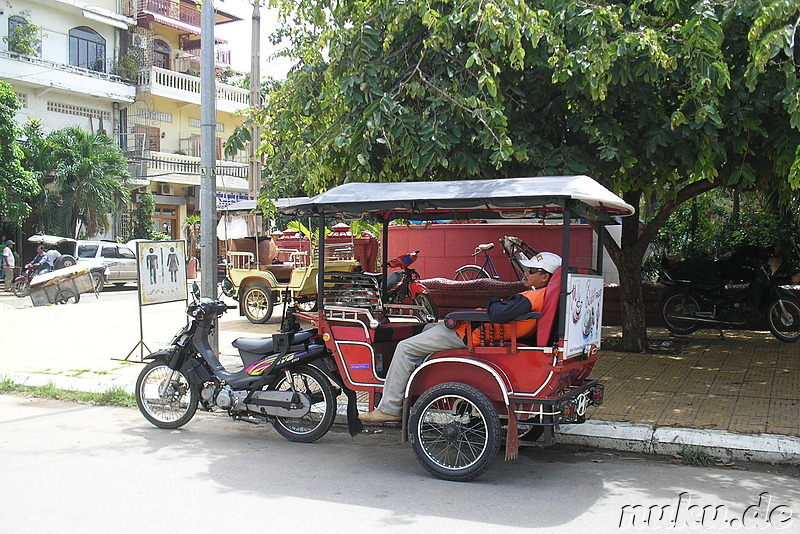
left=409, top=382, right=501, bottom=482
left=242, top=283, right=274, bottom=324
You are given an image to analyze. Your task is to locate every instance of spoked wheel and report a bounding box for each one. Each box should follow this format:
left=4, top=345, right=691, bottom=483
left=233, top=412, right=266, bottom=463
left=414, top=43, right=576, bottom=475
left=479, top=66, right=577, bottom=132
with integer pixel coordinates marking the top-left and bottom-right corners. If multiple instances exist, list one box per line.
left=413, top=293, right=439, bottom=321
left=409, top=382, right=501, bottom=481
left=269, top=364, right=336, bottom=443
left=454, top=266, right=489, bottom=281
left=136, top=360, right=198, bottom=429
left=661, top=292, right=700, bottom=335
left=54, top=288, right=80, bottom=304
left=242, top=284, right=274, bottom=324
left=767, top=298, right=800, bottom=342
left=12, top=280, right=29, bottom=298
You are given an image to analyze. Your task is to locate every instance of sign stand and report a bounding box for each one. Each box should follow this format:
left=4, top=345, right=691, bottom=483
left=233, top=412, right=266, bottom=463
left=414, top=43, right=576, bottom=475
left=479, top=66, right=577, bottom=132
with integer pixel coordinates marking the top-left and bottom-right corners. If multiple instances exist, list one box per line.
left=117, top=240, right=188, bottom=362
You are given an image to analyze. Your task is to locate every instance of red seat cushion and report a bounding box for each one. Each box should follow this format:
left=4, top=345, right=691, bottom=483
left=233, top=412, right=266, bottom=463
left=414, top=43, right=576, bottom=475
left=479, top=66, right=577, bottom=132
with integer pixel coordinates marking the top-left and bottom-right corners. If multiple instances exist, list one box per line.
left=536, top=268, right=561, bottom=346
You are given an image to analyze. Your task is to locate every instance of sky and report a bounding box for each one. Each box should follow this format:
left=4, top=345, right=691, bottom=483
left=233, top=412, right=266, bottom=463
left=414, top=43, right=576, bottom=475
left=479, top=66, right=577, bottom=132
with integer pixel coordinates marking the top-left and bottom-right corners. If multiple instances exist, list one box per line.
left=213, top=0, right=294, bottom=79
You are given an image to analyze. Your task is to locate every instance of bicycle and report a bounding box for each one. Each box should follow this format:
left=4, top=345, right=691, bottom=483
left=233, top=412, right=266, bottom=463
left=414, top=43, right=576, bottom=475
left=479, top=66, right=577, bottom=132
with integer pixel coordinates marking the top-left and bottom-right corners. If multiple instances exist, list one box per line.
left=454, top=236, right=539, bottom=281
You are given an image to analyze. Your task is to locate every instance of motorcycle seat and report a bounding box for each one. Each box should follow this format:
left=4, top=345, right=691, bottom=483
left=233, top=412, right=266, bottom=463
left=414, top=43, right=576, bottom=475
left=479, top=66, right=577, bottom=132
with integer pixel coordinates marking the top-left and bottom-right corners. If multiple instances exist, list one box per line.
left=233, top=329, right=317, bottom=354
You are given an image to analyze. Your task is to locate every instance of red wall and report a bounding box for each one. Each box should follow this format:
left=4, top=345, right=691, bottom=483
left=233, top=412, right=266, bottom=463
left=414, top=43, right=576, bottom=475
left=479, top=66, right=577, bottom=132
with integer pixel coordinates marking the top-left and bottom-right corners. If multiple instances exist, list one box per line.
left=386, top=223, right=595, bottom=280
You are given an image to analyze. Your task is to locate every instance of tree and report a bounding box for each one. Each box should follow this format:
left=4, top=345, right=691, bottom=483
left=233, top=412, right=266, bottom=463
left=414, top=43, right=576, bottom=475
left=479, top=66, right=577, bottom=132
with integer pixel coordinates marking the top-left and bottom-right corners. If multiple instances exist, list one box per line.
left=261, top=0, right=800, bottom=350
left=0, top=82, right=39, bottom=226
left=46, top=127, right=130, bottom=238
left=131, top=189, right=159, bottom=240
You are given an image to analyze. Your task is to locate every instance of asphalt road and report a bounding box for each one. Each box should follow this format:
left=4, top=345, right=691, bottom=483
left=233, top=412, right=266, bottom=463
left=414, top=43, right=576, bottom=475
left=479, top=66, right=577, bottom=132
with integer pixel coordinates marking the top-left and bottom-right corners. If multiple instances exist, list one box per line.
left=1, top=395, right=797, bottom=533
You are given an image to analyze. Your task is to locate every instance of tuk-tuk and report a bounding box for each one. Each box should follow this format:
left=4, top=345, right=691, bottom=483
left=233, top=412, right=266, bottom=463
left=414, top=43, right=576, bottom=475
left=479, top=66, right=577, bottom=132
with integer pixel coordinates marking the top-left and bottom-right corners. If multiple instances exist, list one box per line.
left=280, top=175, right=635, bottom=481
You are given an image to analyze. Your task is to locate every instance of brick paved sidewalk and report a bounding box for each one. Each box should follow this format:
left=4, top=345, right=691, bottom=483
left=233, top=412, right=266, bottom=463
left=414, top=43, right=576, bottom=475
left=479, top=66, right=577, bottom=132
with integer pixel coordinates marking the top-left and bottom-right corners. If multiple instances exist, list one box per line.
left=590, top=326, right=800, bottom=436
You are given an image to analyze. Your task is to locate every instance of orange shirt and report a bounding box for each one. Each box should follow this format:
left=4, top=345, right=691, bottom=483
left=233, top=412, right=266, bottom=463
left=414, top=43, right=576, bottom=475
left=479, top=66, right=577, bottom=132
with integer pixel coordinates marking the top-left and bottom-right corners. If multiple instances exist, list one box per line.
left=453, top=287, right=547, bottom=346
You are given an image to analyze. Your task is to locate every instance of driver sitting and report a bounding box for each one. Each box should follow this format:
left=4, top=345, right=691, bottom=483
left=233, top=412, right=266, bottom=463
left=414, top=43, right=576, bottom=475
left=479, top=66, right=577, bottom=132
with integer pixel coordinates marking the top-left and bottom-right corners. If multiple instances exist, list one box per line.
left=359, top=252, right=562, bottom=424
left=28, top=245, right=53, bottom=275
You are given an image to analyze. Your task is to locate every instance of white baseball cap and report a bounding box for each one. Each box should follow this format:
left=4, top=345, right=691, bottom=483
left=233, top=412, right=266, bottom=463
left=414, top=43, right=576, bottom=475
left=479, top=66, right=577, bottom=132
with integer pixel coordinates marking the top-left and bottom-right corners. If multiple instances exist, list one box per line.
left=519, top=252, right=562, bottom=274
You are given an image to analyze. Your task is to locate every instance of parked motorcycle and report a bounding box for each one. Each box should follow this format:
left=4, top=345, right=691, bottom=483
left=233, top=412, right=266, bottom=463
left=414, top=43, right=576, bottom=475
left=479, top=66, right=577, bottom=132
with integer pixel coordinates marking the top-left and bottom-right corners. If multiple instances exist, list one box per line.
left=135, top=287, right=341, bottom=442
left=660, top=261, right=800, bottom=342
left=370, top=251, right=438, bottom=321
left=12, top=265, right=38, bottom=298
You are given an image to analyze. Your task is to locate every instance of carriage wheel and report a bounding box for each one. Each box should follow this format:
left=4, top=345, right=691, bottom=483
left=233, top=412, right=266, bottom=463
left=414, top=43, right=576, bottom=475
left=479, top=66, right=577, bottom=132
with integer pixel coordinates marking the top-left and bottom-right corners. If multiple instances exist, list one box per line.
left=54, top=288, right=80, bottom=304
left=409, top=382, right=501, bottom=481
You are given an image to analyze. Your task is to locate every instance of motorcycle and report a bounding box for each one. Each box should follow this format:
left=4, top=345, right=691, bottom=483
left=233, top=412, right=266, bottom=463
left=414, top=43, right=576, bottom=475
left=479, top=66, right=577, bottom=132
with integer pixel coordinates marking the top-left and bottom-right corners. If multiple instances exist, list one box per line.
left=660, top=261, right=800, bottom=342
left=369, top=251, right=438, bottom=321
left=135, top=287, right=343, bottom=442
left=12, top=265, right=39, bottom=298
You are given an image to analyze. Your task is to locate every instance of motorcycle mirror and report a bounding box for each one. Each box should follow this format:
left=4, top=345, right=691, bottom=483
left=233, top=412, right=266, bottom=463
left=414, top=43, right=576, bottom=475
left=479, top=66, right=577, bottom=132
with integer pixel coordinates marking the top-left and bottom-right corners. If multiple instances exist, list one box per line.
left=191, top=281, right=200, bottom=300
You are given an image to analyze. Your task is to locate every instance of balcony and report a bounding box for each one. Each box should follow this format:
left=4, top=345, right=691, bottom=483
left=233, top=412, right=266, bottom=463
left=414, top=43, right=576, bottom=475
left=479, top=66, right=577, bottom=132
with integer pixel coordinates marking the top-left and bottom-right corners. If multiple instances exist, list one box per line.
left=0, top=50, right=135, bottom=102
left=129, top=150, right=249, bottom=192
left=136, top=0, right=241, bottom=33
left=137, top=66, right=249, bottom=113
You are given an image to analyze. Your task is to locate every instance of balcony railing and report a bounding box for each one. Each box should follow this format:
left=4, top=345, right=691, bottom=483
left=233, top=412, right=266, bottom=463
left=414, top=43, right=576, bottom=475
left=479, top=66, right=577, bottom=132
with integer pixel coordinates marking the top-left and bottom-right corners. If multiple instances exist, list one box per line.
left=139, top=0, right=200, bottom=27
left=138, top=66, right=249, bottom=107
left=0, top=49, right=128, bottom=83
left=130, top=151, right=248, bottom=179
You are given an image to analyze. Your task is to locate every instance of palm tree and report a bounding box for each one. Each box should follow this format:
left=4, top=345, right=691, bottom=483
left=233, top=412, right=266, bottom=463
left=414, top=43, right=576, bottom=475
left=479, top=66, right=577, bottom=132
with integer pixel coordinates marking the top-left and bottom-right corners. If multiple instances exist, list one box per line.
left=47, top=127, right=129, bottom=237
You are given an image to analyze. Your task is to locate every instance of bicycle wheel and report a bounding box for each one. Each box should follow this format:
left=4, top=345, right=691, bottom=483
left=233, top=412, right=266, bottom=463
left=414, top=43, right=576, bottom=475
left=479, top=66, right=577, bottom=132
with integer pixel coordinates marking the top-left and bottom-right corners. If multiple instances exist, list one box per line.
left=454, top=265, right=490, bottom=281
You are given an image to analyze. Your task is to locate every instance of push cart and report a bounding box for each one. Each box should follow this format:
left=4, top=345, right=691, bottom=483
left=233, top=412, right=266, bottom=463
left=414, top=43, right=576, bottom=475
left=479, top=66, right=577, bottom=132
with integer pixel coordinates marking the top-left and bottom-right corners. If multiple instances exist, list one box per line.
left=29, top=264, right=97, bottom=306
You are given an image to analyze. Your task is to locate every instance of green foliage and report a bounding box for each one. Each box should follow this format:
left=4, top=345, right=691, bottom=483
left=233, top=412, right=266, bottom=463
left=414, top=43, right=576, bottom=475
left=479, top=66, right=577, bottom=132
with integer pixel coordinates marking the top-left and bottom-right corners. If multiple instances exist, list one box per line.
left=655, top=190, right=800, bottom=265
left=116, top=55, right=139, bottom=82
left=132, top=189, right=159, bottom=239
left=3, top=12, right=41, bottom=56
left=675, top=445, right=712, bottom=467
left=261, top=0, right=800, bottom=198
left=0, top=83, right=39, bottom=226
left=46, top=127, right=130, bottom=237
left=0, top=377, right=136, bottom=407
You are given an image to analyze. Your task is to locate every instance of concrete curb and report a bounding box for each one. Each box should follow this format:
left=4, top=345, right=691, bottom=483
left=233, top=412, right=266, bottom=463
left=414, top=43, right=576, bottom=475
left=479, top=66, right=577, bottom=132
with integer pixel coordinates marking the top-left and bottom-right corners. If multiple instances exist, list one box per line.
left=558, top=420, right=800, bottom=466
left=5, top=371, right=798, bottom=466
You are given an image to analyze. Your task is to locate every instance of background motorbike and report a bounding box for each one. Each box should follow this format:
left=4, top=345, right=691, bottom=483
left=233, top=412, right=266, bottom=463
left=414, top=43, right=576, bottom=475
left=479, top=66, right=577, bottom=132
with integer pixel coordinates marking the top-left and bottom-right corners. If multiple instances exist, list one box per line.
left=12, top=265, right=37, bottom=298
left=370, top=250, right=438, bottom=321
left=660, top=261, right=800, bottom=342
left=135, top=287, right=341, bottom=442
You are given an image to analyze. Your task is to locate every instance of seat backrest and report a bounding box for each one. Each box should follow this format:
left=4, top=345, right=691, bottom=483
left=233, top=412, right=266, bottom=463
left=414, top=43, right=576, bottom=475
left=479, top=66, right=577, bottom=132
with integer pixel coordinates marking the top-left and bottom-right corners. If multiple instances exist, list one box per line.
left=536, top=267, right=562, bottom=346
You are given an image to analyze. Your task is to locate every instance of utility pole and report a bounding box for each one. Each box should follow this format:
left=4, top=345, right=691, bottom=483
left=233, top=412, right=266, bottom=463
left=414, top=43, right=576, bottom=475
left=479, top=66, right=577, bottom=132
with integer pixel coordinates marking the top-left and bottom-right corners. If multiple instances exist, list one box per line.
left=200, top=0, right=218, bottom=349
left=249, top=0, right=263, bottom=201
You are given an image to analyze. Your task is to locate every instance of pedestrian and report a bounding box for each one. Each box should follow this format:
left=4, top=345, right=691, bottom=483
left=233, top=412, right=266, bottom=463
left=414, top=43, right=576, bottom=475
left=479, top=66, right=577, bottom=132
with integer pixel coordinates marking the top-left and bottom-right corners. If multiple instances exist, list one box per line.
left=3, top=239, right=15, bottom=291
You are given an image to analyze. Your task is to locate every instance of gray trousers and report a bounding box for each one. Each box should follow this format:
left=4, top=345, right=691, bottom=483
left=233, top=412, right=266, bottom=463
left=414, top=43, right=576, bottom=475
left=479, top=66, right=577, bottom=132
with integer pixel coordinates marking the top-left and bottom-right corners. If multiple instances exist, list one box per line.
left=377, top=322, right=466, bottom=416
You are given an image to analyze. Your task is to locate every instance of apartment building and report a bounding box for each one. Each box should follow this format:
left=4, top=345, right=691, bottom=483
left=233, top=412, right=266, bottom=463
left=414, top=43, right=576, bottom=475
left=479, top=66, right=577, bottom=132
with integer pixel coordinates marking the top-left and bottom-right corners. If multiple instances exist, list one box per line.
left=1, top=0, right=252, bottom=241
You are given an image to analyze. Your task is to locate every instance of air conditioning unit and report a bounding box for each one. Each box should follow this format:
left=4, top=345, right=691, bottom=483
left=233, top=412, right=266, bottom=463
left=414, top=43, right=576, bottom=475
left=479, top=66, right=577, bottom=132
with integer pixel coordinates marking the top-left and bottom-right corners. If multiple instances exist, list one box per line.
left=131, top=34, right=148, bottom=49
left=159, top=184, right=174, bottom=195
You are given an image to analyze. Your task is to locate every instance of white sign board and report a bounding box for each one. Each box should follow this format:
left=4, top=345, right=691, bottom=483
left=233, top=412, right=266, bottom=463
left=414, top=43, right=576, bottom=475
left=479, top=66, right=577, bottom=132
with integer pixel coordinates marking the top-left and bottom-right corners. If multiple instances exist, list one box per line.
left=137, top=241, right=187, bottom=306
left=564, top=274, right=603, bottom=358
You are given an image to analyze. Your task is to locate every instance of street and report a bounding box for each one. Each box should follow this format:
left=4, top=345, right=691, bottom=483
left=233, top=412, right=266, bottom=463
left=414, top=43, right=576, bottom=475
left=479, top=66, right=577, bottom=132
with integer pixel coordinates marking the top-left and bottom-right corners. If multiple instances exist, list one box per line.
left=0, top=395, right=797, bottom=533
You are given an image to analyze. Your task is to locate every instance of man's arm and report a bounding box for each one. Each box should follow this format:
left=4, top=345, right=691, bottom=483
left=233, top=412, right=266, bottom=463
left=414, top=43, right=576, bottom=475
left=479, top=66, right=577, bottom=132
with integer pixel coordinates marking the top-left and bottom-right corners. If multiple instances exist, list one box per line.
left=486, top=294, right=532, bottom=323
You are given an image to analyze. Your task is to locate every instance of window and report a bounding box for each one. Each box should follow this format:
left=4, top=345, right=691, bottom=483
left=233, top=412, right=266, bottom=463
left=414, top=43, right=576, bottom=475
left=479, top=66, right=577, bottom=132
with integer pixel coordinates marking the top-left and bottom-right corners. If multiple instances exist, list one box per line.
left=69, top=26, right=106, bottom=72
left=7, top=15, right=40, bottom=56
left=118, top=247, right=135, bottom=260
left=101, top=246, right=119, bottom=259
left=152, top=39, right=170, bottom=70
left=8, top=15, right=26, bottom=37
left=77, top=244, right=98, bottom=259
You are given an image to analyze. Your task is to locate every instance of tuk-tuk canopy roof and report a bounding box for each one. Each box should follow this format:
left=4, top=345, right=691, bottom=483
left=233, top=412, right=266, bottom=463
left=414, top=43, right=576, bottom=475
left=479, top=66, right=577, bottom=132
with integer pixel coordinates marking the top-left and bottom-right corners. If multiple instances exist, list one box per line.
left=281, top=176, right=635, bottom=222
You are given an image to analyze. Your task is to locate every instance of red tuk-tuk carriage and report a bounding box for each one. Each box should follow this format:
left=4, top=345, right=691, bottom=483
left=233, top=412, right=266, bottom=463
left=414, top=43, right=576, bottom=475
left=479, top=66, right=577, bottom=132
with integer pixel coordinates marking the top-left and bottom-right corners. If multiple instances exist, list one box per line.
left=281, top=175, right=634, bottom=481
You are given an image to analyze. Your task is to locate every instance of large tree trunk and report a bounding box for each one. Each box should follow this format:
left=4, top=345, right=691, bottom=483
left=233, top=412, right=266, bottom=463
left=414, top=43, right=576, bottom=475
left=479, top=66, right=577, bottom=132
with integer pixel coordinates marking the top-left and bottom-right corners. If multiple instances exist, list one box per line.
left=616, top=190, right=649, bottom=352
left=617, top=251, right=648, bottom=352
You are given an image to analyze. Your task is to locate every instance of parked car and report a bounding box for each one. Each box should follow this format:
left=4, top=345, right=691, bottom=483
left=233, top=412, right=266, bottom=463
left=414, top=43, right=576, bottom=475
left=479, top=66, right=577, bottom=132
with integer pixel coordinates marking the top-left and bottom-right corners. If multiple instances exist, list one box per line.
left=75, top=241, right=138, bottom=286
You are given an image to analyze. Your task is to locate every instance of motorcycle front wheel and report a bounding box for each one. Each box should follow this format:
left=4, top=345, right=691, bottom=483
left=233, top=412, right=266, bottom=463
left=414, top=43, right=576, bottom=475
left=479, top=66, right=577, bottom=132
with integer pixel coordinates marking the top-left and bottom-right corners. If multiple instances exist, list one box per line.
left=661, top=292, right=701, bottom=335
left=136, top=360, right=198, bottom=429
left=413, top=293, right=439, bottom=321
left=12, top=280, right=29, bottom=298
left=269, top=364, right=336, bottom=443
left=766, top=298, right=800, bottom=343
